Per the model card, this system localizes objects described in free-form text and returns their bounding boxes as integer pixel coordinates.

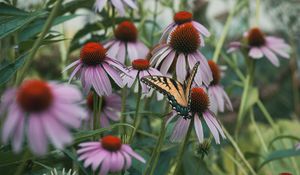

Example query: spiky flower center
[87,92,105,111]
[114,21,138,42]
[174,11,193,24]
[169,23,200,54]
[190,87,209,113]
[80,42,107,65]
[208,60,221,85]
[132,59,150,70]
[247,27,266,47]
[17,80,53,113]
[101,135,122,151]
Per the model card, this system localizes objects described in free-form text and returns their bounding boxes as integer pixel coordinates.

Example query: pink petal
[203,111,220,144]
[170,117,190,142]
[12,115,25,153]
[94,0,107,12]
[2,104,22,143]
[28,115,48,155]
[160,51,175,75]
[99,154,111,175]
[194,114,204,143]
[92,150,108,171]
[123,0,137,9]
[249,47,263,59]
[121,145,146,163]
[127,43,138,60]
[117,42,126,63]
[111,0,125,16]
[121,151,132,169]
[192,21,210,37]
[176,54,187,82]
[261,46,280,67]
[102,63,124,88]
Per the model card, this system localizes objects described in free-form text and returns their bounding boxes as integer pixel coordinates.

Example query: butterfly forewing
[185,62,200,105]
[141,76,188,107]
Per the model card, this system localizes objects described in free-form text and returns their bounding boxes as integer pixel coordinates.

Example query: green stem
[222,150,248,175]
[129,83,142,143]
[173,119,194,175]
[15,0,62,85]
[111,6,116,31]
[150,0,158,45]
[223,127,256,175]
[255,0,260,26]
[14,150,31,175]
[235,59,255,135]
[145,116,167,175]
[120,88,127,135]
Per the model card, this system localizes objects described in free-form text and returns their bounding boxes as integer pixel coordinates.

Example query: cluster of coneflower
[0,0,291,175]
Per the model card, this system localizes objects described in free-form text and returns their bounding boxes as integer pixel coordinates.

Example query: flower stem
[173,119,194,175]
[235,58,255,135]
[255,0,260,26]
[120,88,127,135]
[15,0,63,85]
[14,150,31,175]
[223,127,256,175]
[144,116,167,175]
[129,83,142,143]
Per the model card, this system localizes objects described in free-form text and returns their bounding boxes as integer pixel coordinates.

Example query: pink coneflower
[207,61,233,113]
[150,23,212,86]
[160,11,210,45]
[77,135,145,175]
[94,0,137,16]
[0,80,86,155]
[104,21,149,64]
[123,59,163,100]
[63,42,128,96]
[87,92,121,127]
[228,27,290,67]
[167,87,225,144]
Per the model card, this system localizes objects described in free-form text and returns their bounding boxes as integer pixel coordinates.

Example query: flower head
[94,0,137,16]
[167,87,225,144]
[207,61,233,113]
[87,92,121,127]
[63,42,128,96]
[77,135,145,175]
[160,11,210,45]
[104,21,149,64]
[0,80,86,155]
[123,59,163,100]
[228,27,290,67]
[150,23,212,86]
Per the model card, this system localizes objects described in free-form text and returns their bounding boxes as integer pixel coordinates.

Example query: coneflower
[63,42,128,96]
[104,21,149,64]
[228,27,290,67]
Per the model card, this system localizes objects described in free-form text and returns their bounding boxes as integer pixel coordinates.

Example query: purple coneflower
[94,0,137,16]
[207,61,233,113]
[63,42,128,96]
[167,87,225,144]
[228,27,290,67]
[104,21,149,64]
[123,59,163,100]
[77,135,145,175]
[150,23,212,86]
[87,92,121,127]
[160,11,210,45]
[0,80,86,155]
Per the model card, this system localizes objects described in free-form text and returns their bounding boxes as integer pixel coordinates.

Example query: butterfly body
[141,62,200,119]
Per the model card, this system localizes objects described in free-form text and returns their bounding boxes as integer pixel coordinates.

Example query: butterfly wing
[141,76,189,116]
[185,61,200,100]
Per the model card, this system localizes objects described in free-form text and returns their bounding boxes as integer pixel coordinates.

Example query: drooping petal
[12,115,25,153]
[28,115,48,155]
[170,117,190,142]
[176,54,187,82]
[94,0,107,12]
[62,60,81,73]
[159,23,175,43]
[249,47,263,59]
[102,64,124,88]
[117,42,126,63]
[92,150,108,171]
[203,111,220,144]
[127,43,138,60]
[2,104,23,143]
[261,46,280,67]
[194,114,204,143]
[192,21,210,37]
[99,154,111,175]
[111,0,126,16]
[121,145,146,163]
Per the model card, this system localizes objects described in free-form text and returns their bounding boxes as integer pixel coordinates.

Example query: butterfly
[141,62,200,119]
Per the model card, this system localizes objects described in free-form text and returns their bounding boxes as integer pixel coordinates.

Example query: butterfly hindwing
[141,62,200,118]
[141,76,190,116]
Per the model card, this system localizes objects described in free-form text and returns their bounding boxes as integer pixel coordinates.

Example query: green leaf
[63,149,89,175]
[258,149,300,170]
[18,14,78,42]
[182,150,212,175]
[0,2,28,16]
[245,87,259,110]
[268,135,300,148]
[0,52,29,86]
